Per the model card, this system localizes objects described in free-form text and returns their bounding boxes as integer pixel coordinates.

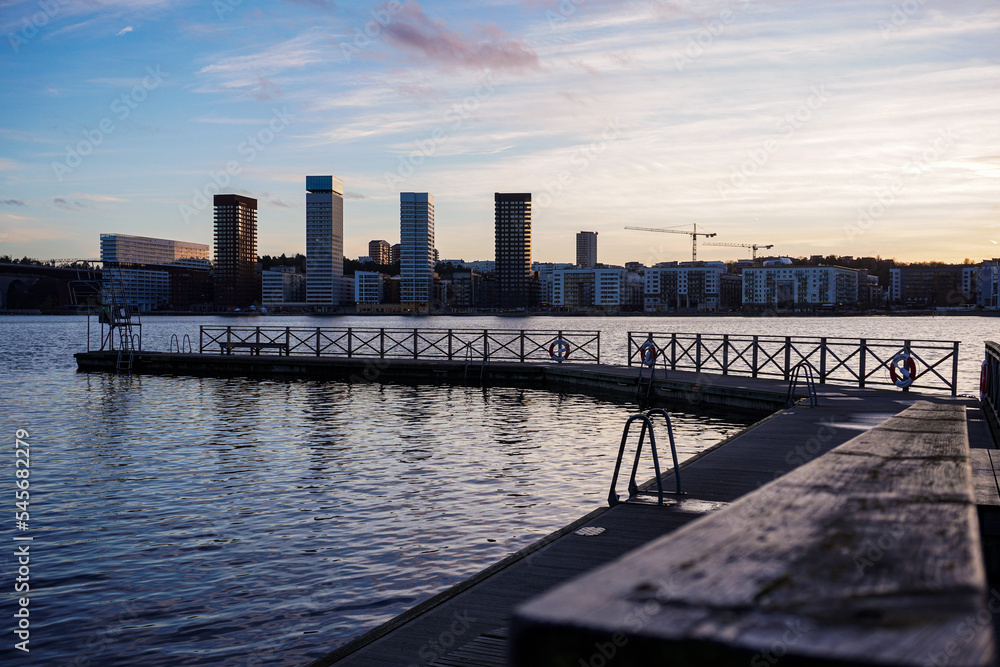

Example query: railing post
[226,325,232,355]
[596,331,600,364]
[199,326,204,354]
[448,329,453,360]
[820,338,827,384]
[347,327,353,358]
[520,330,525,362]
[628,333,633,367]
[670,333,677,371]
[722,334,729,376]
[413,327,419,359]
[285,327,290,356]
[784,336,791,381]
[752,335,759,378]
[380,328,385,359]
[902,339,912,393]
[315,327,321,357]
[952,341,959,397]
[859,338,867,388]
[696,334,702,371]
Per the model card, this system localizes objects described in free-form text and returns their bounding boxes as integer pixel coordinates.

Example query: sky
[0,0,998,267]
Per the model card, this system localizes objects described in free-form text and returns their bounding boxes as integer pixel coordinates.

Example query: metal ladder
[785,359,819,408]
[635,345,664,406]
[463,338,490,386]
[101,263,141,373]
[608,408,683,506]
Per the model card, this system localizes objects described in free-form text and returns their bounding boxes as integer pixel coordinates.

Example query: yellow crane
[702,241,774,262]
[624,224,717,261]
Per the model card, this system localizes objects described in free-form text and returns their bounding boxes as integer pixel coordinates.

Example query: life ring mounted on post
[889,352,917,388]
[639,340,658,367]
[549,338,571,362]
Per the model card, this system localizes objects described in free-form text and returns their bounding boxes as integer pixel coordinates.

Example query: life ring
[549,339,571,362]
[981,359,989,400]
[889,352,917,388]
[639,341,658,367]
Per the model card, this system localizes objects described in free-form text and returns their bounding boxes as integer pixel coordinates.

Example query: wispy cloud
[384,2,540,72]
[2,199,27,206]
[116,26,134,36]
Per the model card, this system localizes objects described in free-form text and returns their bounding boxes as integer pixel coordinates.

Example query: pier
[72,326,995,665]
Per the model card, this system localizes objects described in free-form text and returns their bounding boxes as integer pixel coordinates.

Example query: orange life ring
[549,339,571,361]
[889,353,917,388]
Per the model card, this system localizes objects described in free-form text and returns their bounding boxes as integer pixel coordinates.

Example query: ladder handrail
[608,409,683,507]
[785,359,819,408]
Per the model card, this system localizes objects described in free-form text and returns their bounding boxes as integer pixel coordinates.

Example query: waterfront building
[391,243,401,265]
[262,267,306,307]
[552,268,626,310]
[495,193,532,309]
[99,233,210,312]
[576,231,598,269]
[743,265,858,309]
[644,263,726,312]
[213,194,259,309]
[354,271,383,304]
[981,260,1000,309]
[400,192,435,308]
[719,273,743,311]
[368,240,391,266]
[889,265,979,308]
[451,270,481,309]
[306,175,345,308]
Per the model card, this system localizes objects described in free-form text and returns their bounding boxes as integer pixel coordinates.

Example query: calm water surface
[1,314,994,664]
[1,315,762,666]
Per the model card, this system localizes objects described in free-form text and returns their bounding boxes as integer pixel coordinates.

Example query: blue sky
[0,0,997,265]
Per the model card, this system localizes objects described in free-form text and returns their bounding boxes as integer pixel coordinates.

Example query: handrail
[199,326,601,364]
[608,409,682,507]
[785,359,819,408]
[983,342,1000,445]
[629,332,959,395]
[169,334,179,353]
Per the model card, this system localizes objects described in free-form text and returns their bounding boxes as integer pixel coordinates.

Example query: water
[1,314,993,664]
[2,315,760,666]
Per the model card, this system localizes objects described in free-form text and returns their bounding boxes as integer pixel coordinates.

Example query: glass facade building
[400,192,435,306]
[495,193,532,310]
[213,194,259,309]
[306,175,344,307]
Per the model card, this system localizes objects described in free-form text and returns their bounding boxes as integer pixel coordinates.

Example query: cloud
[116,26,134,36]
[75,194,127,203]
[2,199,26,206]
[344,191,368,200]
[53,198,88,210]
[384,2,540,72]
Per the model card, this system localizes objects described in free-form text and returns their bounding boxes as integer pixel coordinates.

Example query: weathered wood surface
[511,402,995,666]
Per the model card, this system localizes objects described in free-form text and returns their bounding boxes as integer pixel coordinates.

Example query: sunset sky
[1,0,998,266]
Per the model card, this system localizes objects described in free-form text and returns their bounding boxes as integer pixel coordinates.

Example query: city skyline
[1,1,998,265]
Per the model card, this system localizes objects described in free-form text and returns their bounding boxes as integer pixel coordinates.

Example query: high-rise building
[576,231,598,269]
[213,194,259,309]
[391,243,401,265]
[495,192,532,309]
[306,175,344,307]
[400,192,435,306]
[368,239,391,266]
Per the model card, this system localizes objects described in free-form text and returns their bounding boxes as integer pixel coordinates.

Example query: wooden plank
[511,402,995,666]
[971,448,1000,507]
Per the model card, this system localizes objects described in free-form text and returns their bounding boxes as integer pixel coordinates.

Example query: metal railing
[982,342,1000,444]
[628,332,960,395]
[200,326,601,364]
[785,360,818,408]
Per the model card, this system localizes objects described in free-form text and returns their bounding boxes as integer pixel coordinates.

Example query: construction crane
[702,242,774,262]
[624,224,717,261]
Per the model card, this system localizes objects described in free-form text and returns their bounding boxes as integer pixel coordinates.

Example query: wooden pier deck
[306,384,979,667]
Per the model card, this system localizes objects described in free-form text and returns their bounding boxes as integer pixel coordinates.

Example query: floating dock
[73,328,994,666]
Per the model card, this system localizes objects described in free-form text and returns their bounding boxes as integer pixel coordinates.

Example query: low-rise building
[743,265,858,309]
[644,263,726,312]
[889,265,979,307]
[552,268,626,310]
[354,271,383,305]
[262,267,306,307]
